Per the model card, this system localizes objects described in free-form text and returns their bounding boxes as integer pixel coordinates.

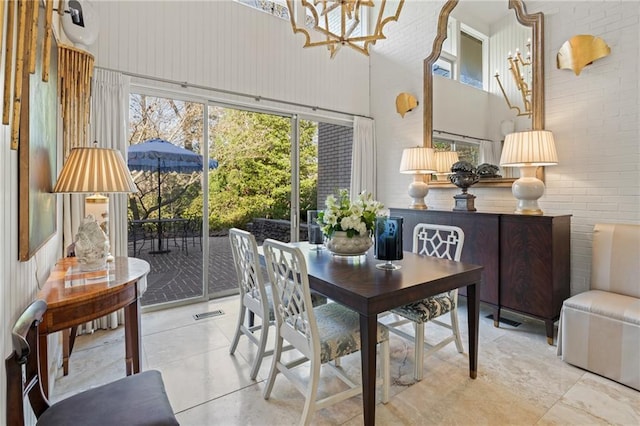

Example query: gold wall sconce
[395,93,418,118]
[557,35,611,76]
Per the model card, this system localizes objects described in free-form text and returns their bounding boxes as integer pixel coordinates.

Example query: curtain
[350,116,376,199]
[479,139,501,166]
[78,69,133,332]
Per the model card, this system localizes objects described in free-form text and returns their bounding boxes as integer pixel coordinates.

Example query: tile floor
[51,297,640,425]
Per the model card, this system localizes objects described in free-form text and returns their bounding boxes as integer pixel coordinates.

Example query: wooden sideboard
[390,208,571,344]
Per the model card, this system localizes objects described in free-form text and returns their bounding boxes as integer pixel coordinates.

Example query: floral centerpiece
[317,189,383,255]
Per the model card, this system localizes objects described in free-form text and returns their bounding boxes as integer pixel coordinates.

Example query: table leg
[467,282,480,379]
[62,329,70,376]
[359,313,377,426]
[39,333,49,398]
[124,297,142,375]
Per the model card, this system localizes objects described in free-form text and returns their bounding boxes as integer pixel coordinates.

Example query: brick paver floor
[129,233,238,306]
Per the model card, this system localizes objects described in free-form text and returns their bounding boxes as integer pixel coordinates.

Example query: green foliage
[128,94,319,232]
[208,109,318,230]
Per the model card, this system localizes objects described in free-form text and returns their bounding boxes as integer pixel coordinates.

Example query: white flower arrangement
[317,189,384,238]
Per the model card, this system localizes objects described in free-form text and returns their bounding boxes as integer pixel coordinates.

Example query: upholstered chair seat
[314,302,389,363]
[390,293,456,323]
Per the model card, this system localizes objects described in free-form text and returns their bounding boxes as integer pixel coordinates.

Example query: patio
[129,232,238,306]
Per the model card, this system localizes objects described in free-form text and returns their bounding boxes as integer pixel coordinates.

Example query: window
[434,18,489,91]
[235,0,289,19]
[459,31,483,89]
[433,137,480,166]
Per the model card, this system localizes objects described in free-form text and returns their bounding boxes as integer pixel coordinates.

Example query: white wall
[90,0,371,117]
[1,7,64,424]
[371,0,640,296]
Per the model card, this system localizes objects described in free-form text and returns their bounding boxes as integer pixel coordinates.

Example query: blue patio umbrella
[127,138,217,252]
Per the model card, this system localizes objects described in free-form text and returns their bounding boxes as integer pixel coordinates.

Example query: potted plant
[317,189,383,255]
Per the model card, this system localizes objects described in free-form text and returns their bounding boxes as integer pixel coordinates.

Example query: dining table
[291,242,483,426]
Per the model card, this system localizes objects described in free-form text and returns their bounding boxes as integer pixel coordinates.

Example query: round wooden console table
[36,256,150,397]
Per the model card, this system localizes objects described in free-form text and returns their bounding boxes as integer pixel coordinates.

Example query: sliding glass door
[128,87,354,307]
[128,92,208,307]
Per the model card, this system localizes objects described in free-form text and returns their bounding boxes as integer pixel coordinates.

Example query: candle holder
[307,210,324,250]
[374,216,403,270]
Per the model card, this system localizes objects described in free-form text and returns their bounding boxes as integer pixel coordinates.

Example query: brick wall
[317,122,353,208]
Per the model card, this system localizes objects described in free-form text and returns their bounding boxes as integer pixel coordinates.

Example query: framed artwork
[18,9,58,261]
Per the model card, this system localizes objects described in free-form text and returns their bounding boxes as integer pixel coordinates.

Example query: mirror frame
[424,0,545,187]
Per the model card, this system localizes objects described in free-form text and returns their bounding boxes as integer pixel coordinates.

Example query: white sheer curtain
[78,69,133,332]
[90,68,131,258]
[350,116,376,198]
[479,139,501,165]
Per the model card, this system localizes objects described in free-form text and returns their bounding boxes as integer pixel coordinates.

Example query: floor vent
[193,310,224,320]
[485,314,521,327]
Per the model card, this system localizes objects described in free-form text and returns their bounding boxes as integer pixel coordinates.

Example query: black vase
[374,216,403,269]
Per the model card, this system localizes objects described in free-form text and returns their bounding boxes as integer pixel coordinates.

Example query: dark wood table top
[292,242,483,316]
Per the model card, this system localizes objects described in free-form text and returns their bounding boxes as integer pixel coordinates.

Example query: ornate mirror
[424,0,544,187]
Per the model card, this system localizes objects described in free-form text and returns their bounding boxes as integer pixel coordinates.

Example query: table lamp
[433,150,459,181]
[53,143,137,270]
[399,147,436,209]
[499,130,558,215]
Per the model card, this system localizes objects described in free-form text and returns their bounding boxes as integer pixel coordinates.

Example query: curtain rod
[95,66,372,120]
[433,129,494,143]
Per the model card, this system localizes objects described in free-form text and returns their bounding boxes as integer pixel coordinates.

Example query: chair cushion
[315,302,389,364]
[37,370,178,426]
[391,292,455,323]
[562,290,640,325]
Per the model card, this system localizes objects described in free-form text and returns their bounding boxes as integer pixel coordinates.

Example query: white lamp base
[407,175,429,209]
[512,165,545,215]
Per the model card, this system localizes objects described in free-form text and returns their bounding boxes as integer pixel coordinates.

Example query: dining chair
[261,239,390,425]
[385,223,465,381]
[229,229,328,380]
[6,299,178,426]
[228,228,275,380]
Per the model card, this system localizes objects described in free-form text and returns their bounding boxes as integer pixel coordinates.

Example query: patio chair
[384,223,465,381]
[262,239,390,425]
[127,221,148,256]
[6,299,178,426]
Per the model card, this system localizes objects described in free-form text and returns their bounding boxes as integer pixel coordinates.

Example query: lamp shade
[399,147,436,174]
[434,151,459,173]
[53,146,137,193]
[500,130,558,167]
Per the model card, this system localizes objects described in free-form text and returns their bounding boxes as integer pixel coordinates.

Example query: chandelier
[285,0,404,58]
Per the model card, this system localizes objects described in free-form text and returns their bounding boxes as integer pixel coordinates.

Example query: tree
[128,95,205,221]
[207,108,318,229]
